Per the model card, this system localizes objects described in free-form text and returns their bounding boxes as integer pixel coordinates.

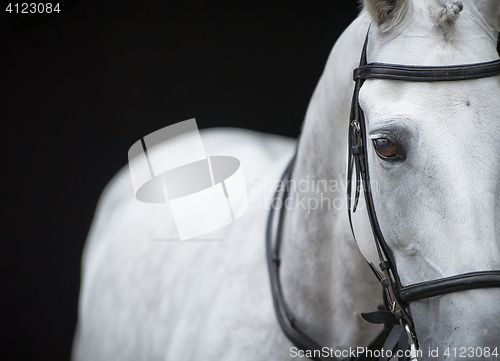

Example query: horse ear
[363,0,410,31]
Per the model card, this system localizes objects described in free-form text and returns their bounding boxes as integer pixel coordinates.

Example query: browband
[354,59,500,82]
[399,271,500,304]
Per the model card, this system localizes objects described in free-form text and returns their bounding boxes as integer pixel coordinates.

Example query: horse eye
[372,138,397,158]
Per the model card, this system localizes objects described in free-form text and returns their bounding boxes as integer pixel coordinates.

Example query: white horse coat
[73,1,500,360]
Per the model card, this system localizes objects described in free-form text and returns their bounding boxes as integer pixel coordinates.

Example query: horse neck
[279,13,382,349]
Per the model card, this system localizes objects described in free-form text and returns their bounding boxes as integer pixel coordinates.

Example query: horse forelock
[429,0,500,36]
[431,0,464,29]
[364,0,500,39]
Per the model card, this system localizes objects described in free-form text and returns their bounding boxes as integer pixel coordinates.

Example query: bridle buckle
[405,324,419,361]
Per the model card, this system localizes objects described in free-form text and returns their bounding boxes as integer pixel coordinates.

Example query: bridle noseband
[267,26,500,361]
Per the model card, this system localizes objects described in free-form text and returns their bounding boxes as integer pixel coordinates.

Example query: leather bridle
[267,26,500,361]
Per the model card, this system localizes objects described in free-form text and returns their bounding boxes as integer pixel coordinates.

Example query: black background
[1,1,360,360]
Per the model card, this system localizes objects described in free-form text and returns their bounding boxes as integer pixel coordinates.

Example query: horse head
[351,0,500,357]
